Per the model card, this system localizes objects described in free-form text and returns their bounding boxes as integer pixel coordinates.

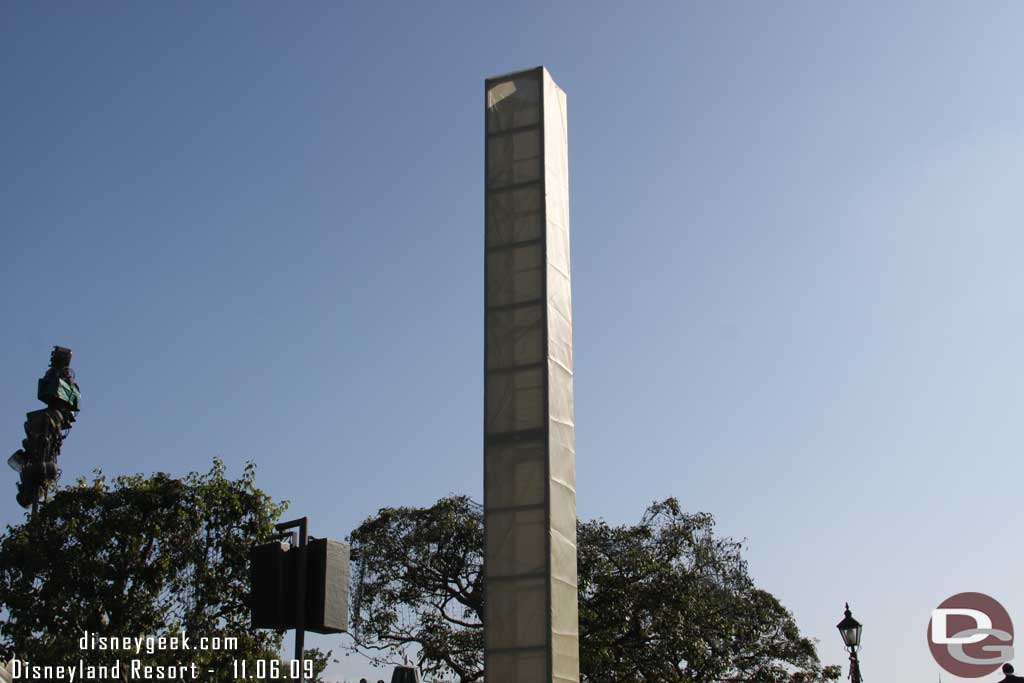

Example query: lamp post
[837,603,863,683]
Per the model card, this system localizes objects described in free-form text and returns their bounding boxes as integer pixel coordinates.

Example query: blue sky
[3,2,1024,681]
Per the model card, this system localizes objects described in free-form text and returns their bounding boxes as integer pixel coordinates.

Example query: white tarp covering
[484,67,578,683]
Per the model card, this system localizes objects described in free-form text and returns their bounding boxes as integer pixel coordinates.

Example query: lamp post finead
[837,603,863,683]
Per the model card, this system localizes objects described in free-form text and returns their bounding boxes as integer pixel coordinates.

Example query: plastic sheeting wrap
[484,67,579,683]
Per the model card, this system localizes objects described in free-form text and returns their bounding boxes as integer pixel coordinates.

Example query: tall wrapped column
[484,67,578,683]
